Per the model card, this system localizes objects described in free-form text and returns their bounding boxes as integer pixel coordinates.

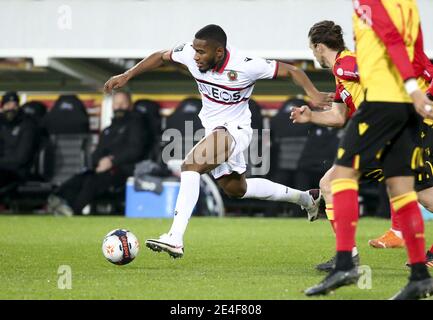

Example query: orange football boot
[368,229,405,249]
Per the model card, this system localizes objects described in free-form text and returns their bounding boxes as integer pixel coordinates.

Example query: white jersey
[170,42,278,129]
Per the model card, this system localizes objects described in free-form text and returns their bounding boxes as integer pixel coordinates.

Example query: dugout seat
[43,95,90,134]
[22,101,48,125]
[245,99,265,177]
[269,98,311,174]
[164,98,204,160]
[4,101,51,211]
[42,95,92,186]
[296,125,341,191]
[266,98,312,217]
[133,99,162,161]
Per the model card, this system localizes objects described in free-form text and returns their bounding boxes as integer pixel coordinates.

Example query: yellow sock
[325,204,334,221]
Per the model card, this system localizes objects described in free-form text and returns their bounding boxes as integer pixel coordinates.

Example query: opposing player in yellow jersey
[291,21,433,271]
[304,0,433,299]
[291,20,362,270]
[370,57,433,251]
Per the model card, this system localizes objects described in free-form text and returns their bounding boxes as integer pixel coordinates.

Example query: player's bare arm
[290,102,347,127]
[104,50,172,93]
[276,62,333,106]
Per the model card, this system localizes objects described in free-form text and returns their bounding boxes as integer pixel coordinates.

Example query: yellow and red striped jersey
[332,49,364,118]
[353,0,423,103]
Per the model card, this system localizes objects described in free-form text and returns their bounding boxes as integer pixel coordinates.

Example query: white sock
[241,178,312,207]
[352,246,358,257]
[168,171,201,243]
[391,228,403,239]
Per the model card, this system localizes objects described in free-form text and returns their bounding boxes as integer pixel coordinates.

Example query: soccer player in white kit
[104,25,331,258]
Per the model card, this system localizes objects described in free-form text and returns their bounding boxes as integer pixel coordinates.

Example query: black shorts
[415,121,433,192]
[336,101,423,179]
[360,167,385,183]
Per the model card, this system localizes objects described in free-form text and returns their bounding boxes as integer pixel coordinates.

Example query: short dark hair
[195,24,227,48]
[308,20,346,51]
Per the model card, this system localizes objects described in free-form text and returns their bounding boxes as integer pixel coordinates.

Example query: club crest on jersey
[227,70,238,81]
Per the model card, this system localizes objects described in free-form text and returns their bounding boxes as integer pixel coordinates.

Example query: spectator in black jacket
[47,91,151,215]
[0,92,39,192]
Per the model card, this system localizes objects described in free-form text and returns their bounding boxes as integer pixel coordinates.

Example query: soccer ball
[102,229,140,265]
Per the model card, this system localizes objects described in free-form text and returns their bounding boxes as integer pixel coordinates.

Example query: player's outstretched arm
[290,103,347,128]
[276,62,333,107]
[104,50,172,93]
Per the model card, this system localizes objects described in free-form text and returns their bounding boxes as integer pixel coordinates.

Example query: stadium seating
[133,99,162,161]
[1,101,50,211]
[0,94,386,217]
[270,99,311,172]
[244,99,265,178]
[164,98,204,160]
[43,95,90,134]
[22,101,47,124]
[267,98,312,216]
[4,96,92,212]
[42,94,92,186]
[297,125,340,190]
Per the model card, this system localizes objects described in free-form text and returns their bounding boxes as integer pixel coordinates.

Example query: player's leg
[48,172,90,216]
[305,101,413,296]
[369,122,433,249]
[403,187,433,269]
[305,138,364,295]
[417,121,433,213]
[383,111,432,300]
[215,171,321,216]
[208,123,322,218]
[72,171,126,215]
[416,185,433,268]
[320,166,335,224]
[368,182,405,249]
[305,164,362,296]
[418,123,433,267]
[146,128,232,258]
[315,165,360,271]
[418,187,433,213]
[386,176,433,298]
[368,206,405,248]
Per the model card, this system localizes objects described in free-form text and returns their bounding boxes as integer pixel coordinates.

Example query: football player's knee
[223,185,246,199]
[419,192,433,213]
[319,175,331,196]
[181,162,200,173]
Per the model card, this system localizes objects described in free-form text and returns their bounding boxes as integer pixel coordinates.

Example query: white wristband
[404,78,419,96]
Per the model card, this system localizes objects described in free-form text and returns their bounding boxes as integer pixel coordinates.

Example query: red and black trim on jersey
[195,77,253,105]
[332,51,359,118]
[213,50,231,74]
[202,93,250,105]
[194,77,255,91]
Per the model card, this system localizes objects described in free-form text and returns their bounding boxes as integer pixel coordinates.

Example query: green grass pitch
[0,215,432,300]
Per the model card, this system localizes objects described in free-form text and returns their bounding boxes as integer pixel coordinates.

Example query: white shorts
[204,123,253,179]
